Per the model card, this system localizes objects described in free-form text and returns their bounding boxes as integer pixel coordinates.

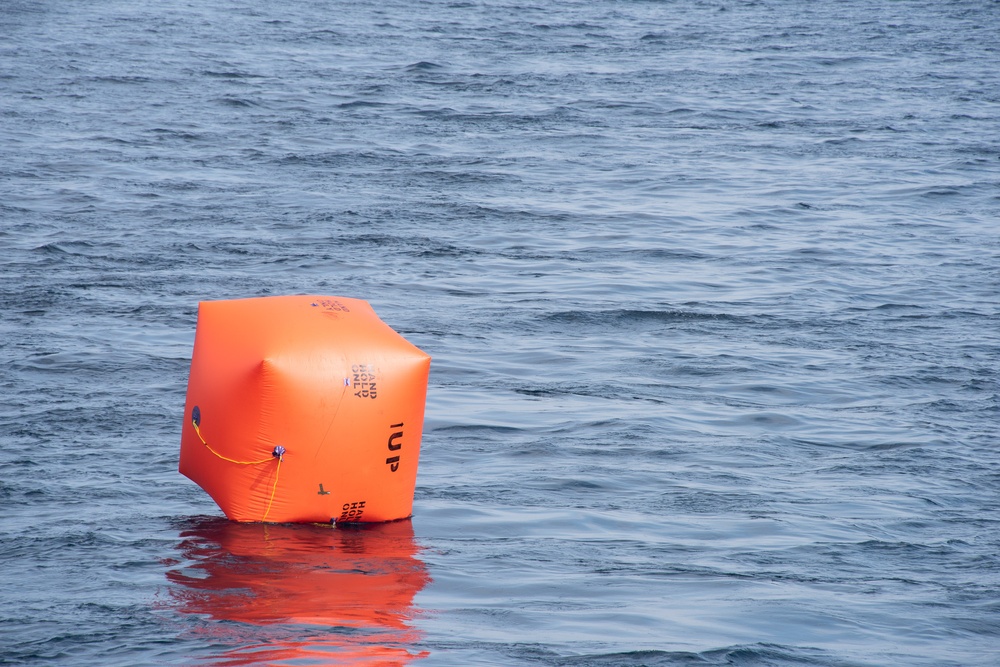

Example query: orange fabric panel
[179,295,430,523]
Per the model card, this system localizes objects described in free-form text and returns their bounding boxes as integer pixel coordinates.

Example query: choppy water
[2,0,999,665]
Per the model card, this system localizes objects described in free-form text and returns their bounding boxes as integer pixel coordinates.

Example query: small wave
[405,60,444,72]
[214,97,258,107]
[31,240,114,256]
[545,308,752,328]
[86,75,154,85]
[148,128,202,141]
[640,32,669,42]
[302,28,344,41]
[337,100,389,109]
[430,423,524,434]
[551,643,840,666]
[201,70,263,79]
[412,106,458,118]
[624,248,710,261]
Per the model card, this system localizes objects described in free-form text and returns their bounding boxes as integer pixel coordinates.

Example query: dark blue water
[2,0,999,665]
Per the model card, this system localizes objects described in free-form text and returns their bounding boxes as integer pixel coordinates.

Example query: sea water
[2,0,998,665]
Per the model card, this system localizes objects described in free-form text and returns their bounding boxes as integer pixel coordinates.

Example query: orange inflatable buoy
[178,295,431,524]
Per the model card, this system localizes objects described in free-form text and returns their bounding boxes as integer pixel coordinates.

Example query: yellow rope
[261,458,282,523]
[192,421,272,465]
[191,419,284,522]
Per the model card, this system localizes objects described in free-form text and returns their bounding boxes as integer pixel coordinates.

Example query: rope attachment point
[189,405,286,522]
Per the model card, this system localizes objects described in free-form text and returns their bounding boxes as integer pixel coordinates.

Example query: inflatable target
[178,295,431,523]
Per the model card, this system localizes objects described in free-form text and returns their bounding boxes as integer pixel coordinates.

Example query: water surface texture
[2,0,999,665]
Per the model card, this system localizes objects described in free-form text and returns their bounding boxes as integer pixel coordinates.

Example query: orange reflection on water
[167,517,431,666]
